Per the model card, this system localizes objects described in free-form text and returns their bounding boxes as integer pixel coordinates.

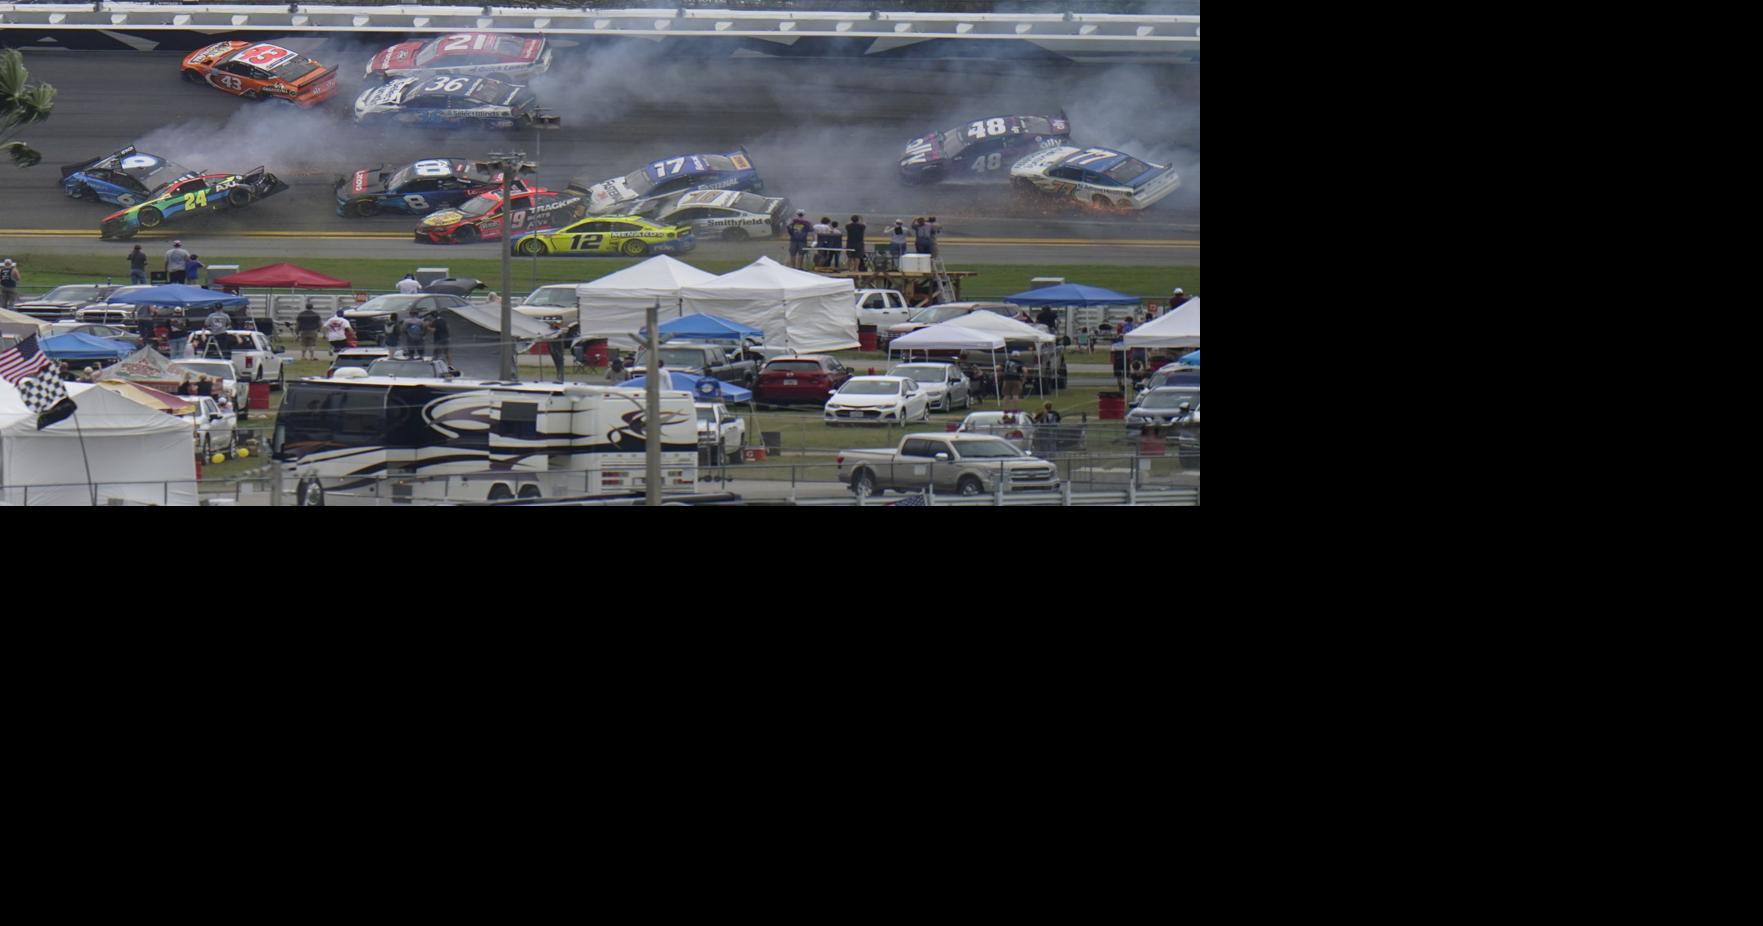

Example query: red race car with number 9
[414,187,587,244]
[181,41,338,106]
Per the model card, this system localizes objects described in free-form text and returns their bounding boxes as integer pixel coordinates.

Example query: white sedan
[888,362,971,412]
[824,376,930,425]
[1010,145,1181,210]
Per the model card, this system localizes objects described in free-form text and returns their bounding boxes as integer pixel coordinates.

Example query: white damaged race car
[1009,145,1180,210]
[650,189,792,241]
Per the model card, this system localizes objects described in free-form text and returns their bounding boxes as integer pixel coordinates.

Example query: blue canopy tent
[618,370,752,403]
[641,314,764,343]
[1002,283,1143,307]
[105,284,248,310]
[40,331,133,363]
[1179,349,1200,366]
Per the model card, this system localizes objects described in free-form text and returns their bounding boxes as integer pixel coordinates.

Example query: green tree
[1,48,57,168]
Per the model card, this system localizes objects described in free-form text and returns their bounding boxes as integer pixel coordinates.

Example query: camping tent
[681,257,859,353]
[887,323,1007,402]
[435,302,554,381]
[40,331,134,362]
[647,313,764,343]
[946,311,1055,343]
[576,255,719,349]
[94,347,205,390]
[1,381,197,506]
[1003,282,1143,306]
[1122,298,1200,348]
[212,263,352,288]
[618,370,753,404]
[95,381,195,415]
[0,307,50,339]
[107,284,247,311]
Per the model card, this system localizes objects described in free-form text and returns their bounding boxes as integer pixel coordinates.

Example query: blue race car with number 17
[568,148,761,217]
[335,157,522,217]
[61,146,197,207]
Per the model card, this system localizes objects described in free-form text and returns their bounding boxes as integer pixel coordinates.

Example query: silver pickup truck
[837,433,1061,497]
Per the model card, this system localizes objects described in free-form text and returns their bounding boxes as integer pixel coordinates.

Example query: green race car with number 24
[99,167,289,239]
[510,215,696,257]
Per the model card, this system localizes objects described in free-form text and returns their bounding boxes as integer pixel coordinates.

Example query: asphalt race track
[2,44,1199,266]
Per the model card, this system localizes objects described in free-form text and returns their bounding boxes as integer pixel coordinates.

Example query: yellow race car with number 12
[510,215,696,257]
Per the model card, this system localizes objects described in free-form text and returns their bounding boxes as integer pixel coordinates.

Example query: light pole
[485,151,536,381]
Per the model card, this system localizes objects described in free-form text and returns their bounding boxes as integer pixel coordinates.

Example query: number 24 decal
[181,189,209,211]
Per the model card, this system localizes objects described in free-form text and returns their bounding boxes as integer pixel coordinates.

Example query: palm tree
[1,48,57,168]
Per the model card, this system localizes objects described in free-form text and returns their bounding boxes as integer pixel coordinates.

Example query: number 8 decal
[403,194,430,211]
[412,160,452,177]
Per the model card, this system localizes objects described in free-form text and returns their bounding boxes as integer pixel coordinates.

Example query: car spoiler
[528,112,561,129]
[60,144,136,180]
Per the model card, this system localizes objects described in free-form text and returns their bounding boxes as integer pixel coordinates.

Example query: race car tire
[1012,179,1043,201]
[721,228,750,242]
[181,68,203,84]
[519,237,548,257]
[1091,194,1113,209]
[453,226,480,244]
[137,207,163,228]
[68,183,94,201]
[621,239,649,257]
[242,90,264,102]
[351,199,380,218]
[228,187,254,208]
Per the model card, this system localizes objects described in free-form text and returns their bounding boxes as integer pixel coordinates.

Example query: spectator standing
[396,273,422,295]
[827,220,843,271]
[430,310,451,366]
[1002,355,1024,401]
[196,376,213,397]
[1035,306,1058,331]
[127,245,148,284]
[383,313,401,354]
[786,211,811,269]
[176,376,194,396]
[1170,287,1190,311]
[608,351,627,384]
[295,303,321,360]
[0,259,18,309]
[890,220,908,260]
[322,309,353,357]
[164,241,190,284]
[1075,326,1092,353]
[927,216,942,258]
[811,216,833,268]
[404,312,429,358]
[135,304,156,345]
[910,218,929,254]
[846,215,867,271]
[185,254,204,287]
[547,320,568,382]
[205,307,230,334]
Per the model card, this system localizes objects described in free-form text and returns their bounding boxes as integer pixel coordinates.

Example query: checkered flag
[16,370,77,430]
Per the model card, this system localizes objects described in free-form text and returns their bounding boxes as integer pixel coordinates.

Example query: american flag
[888,492,930,507]
[0,333,51,385]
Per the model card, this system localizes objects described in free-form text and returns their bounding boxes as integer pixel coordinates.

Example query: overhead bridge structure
[0,3,1200,61]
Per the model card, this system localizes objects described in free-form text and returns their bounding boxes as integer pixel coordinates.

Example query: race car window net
[731,193,772,214]
[458,197,499,217]
[1103,159,1152,185]
[464,80,514,105]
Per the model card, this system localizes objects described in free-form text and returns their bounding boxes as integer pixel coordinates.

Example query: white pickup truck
[185,329,287,388]
[855,289,911,328]
[837,432,1061,498]
[696,402,747,466]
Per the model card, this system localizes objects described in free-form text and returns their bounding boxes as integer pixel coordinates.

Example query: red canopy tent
[212,263,352,288]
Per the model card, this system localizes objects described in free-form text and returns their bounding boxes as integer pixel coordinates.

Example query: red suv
[754,355,852,406]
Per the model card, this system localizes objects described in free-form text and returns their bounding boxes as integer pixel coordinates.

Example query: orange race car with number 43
[180,41,339,106]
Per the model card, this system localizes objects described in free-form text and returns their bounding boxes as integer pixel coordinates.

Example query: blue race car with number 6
[61,146,197,207]
[335,157,523,217]
[568,148,762,217]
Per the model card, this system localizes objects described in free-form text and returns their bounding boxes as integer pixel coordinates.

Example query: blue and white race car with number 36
[353,72,559,130]
[1009,145,1181,211]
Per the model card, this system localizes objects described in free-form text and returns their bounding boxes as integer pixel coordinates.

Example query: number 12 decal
[570,234,605,250]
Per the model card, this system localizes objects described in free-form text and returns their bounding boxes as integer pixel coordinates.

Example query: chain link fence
[74,2,1200,11]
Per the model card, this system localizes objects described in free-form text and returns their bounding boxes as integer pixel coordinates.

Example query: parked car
[326,347,390,377]
[181,394,237,457]
[838,433,1061,497]
[883,302,1020,344]
[631,341,757,387]
[184,329,287,388]
[173,358,249,420]
[887,362,970,412]
[855,289,911,328]
[10,283,132,320]
[753,355,852,406]
[1132,364,1199,405]
[343,292,473,345]
[1125,386,1200,432]
[696,402,747,466]
[957,410,1036,448]
[824,375,930,425]
[47,321,144,349]
[366,357,456,379]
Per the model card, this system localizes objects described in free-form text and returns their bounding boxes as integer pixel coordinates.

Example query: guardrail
[0,3,1199,60]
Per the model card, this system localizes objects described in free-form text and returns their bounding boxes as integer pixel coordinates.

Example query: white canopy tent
[576,255,720,350]
[1,307,51,339]
[1122,298,1201,348]
[1,381,197,506]
[681,257,859,353]
[947,311,1059,396]
[887,322,1007,403]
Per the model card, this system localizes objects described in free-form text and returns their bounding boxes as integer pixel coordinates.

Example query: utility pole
[645,299,662,507]
[485,151,536,381]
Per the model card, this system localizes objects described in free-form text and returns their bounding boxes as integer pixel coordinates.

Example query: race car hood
[1011,146,1078,174]
[183,41,238,68]
[900,131,943,168]
[368,42,423,75]
[421,210,470,228]
[356,78,416,114]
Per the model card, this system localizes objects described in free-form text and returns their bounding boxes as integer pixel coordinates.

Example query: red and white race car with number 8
[180,41,338,107]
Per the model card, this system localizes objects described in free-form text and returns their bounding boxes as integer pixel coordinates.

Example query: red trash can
[1097,391,1126,420]
[858,325,877,352]
[249,381,271,410]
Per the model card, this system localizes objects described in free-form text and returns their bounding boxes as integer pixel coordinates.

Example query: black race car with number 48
[899,113,1071,185]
